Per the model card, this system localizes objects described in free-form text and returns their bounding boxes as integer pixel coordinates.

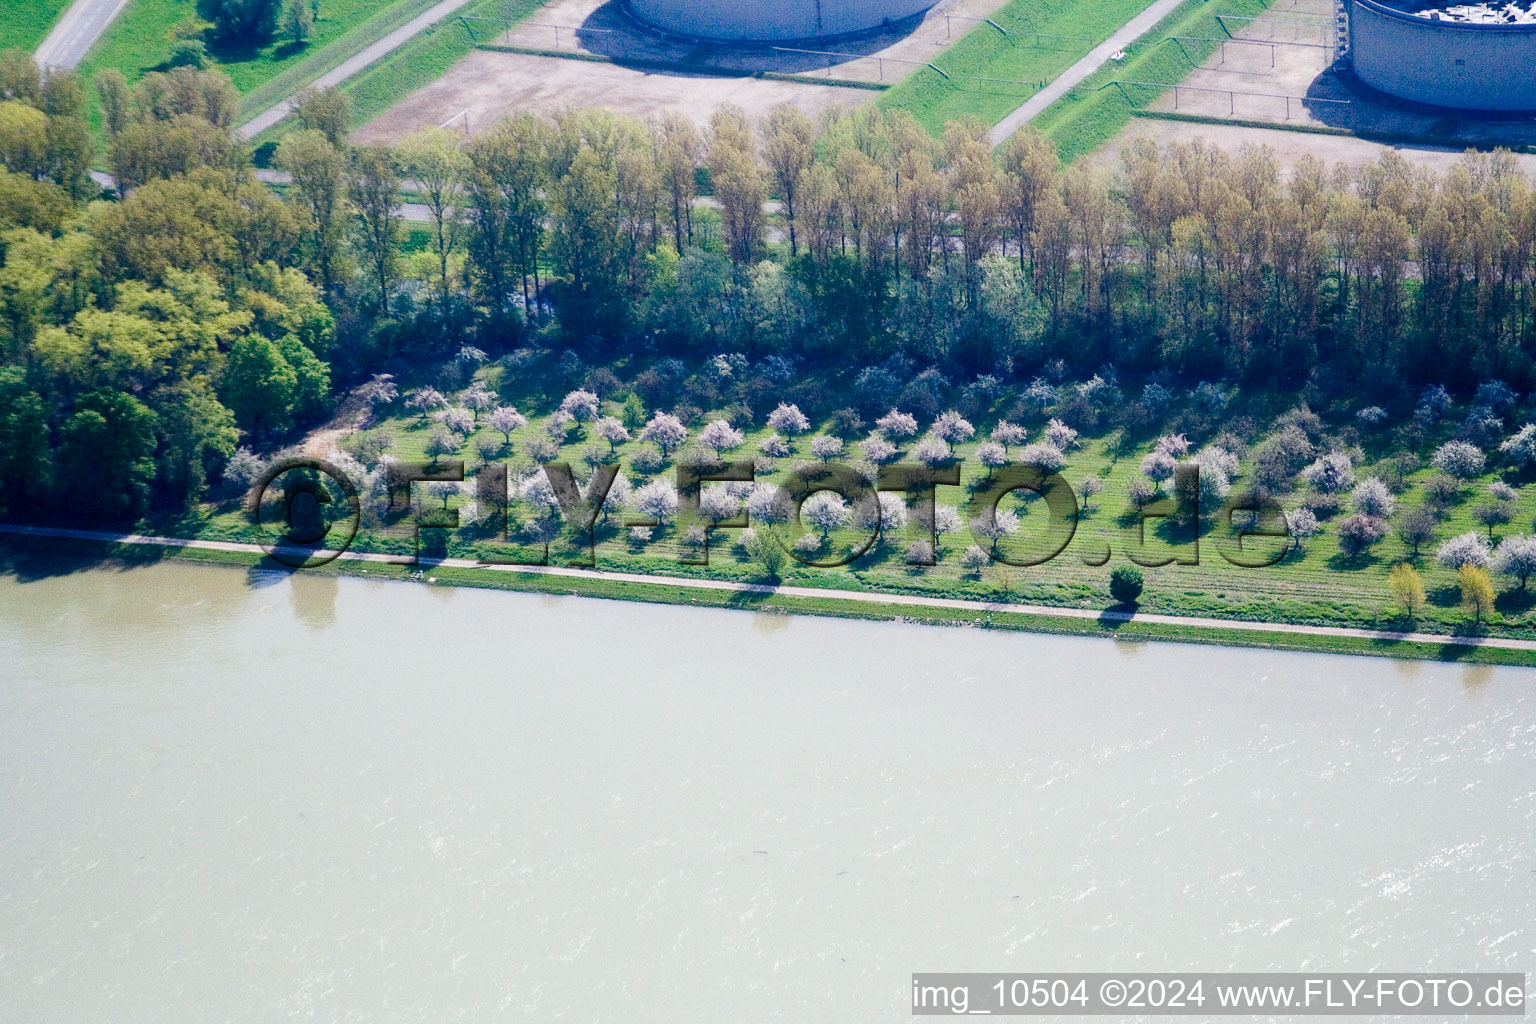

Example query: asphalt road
[33,0,133,70]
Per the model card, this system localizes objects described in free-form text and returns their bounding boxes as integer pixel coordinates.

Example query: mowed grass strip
[877,0,1164,134]
[1031,0,1274,160]
[1,0,72,52]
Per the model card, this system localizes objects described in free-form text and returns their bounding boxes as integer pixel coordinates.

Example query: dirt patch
[357,50,881,141]
[354,0,1023,140]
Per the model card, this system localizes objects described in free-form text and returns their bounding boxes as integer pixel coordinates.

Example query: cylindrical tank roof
[625,0,938,42]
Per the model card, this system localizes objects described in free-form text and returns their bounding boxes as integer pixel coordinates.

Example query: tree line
[2,50,1535,526]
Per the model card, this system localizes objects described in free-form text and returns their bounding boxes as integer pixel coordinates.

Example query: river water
[0,561,1532,1022]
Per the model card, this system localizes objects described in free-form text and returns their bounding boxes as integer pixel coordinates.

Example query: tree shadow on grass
[1493,589,1535,617]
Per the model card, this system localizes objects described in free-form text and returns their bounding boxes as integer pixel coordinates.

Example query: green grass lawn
[877,0,1165,134]
[1031,0,1274,160]
[73,0,464,136]
[195,360,1536,646]
[1,0,72,52]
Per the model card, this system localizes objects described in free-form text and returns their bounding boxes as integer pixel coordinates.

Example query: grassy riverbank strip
[4,526,1533,667]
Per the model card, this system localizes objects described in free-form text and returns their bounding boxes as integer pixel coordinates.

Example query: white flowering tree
[759,433,791,458]
[488,406,527,445]
[746,483,793,526]
[461,384,495,422]
[426,479,461,509]
[930,410,975,453]
[1499,424,1536,469]
[991,420,1027,452]
[640,412,688,456]
[558,389,600,422]
[698,484,741,524]
[862,434,897,464]
[437,406,475,436]
[594,416,630,453]
[1077,476,1104,511]
[802,491,850,538]
[595,472,632,524]
[852,492,907,533]
[1153,433,1191,458]
[406,385,446,421]
[1436,532,1492,570]
[960,545,991,573]
[1351,478,1395,519]
[519,471,561,517]
[1284,507,1319,551]
[223,448,265,489]
[809,435,845,463]
[424,428,459,462]
[914,436,949,467]
[1140,450,1177,488]
[361,373,398,408]
[875,409,919,440]
[633,478,680,524]
[1043,418,1079,451]
[1020,442,1066,473]
[1492,535,1536,590]
[1193,446,1239,478]
[1301,452,1355,493]
[766,403,811,437]
[1431,441,1486,479]
[970,507,1019,553]
[975,441,1008,476]
[699,419,745,454]
[933,505,962,546]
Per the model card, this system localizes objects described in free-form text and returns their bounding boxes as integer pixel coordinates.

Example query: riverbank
[4,524,1533,667]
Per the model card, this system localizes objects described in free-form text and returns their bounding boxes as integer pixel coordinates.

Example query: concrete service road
[33,0,133,70]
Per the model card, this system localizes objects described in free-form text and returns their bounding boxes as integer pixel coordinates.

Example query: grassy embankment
[8,534,1533,667]
[185,356,1536,652]
[1,0,72,52]
[876,0,1159,135]
[1029,0,1273,160]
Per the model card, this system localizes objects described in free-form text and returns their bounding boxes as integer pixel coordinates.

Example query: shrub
[1109,565,1144,604]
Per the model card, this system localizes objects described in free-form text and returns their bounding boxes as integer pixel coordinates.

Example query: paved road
[989,0,1186,146]
[33,0,132,70]
[3,523,1531,656]
[239,0,481,139]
